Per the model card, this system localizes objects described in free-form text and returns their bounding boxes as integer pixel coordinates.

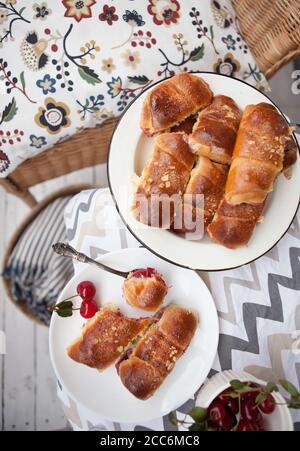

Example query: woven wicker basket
[0,118,117,207]
[232,0,300,78]
[1,184,96,325]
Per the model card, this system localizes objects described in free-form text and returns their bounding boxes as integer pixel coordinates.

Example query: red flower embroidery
[99,5,118,25]
[63,0,96,23]
[148,0,180,26]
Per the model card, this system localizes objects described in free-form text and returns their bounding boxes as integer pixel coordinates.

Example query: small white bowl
[195,370,294,431]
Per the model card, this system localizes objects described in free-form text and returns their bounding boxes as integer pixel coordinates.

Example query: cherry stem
[61,294,78,302]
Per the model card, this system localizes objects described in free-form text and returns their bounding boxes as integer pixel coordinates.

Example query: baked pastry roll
[173,156,228,234]
[207,200,265,249]
[171,114,197,134]
[67,304,151,370]
[118,305,198,400]
[132,132,196,228]
[225,103,291,205]
[140,73,213,136]
[123,267,167,312]
[283,134,298,175]
[189,95,242,165]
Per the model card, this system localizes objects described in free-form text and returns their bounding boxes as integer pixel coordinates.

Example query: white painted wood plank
[35,324,68,431]
[0,186,7,431]
[2,194,35,431]
[3,306,35,431]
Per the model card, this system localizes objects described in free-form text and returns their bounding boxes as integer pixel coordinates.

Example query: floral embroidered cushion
[0,0,268,176]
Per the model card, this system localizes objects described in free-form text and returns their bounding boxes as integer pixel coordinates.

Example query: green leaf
[168,412,179,426]
[190,44,205,61]
[189,423,203,431]
[288,399,300,409]
[265,382,278,394]
[52,300,74,317]
[56,300,73,310]
[230,380,246,390]
[18,7,26,16]
[1,98,18,123]
[127,75,150,85]
[188,407,207,423]
[20,71,25,90]
[57,309,73,318]
[78,66,101,86]
[210,25,214,40]
[255,393,267,405]
[279,380,300,397]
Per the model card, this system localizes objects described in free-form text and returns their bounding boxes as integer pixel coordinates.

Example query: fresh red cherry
[218,387,233,403]
[226,397,239,414]
[80,299,98,319]
[237,420,260,432]
[208,401,227,422]
[77,281,96,300]
[215,415,234,431]
[258,394,276,414]
[241,398,260,422]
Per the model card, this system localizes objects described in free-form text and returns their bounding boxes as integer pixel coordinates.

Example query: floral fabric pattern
[63,0,96,22]
[32,2,52,21]
[0,0,268,176]
[148,0,181,26]
[34,97,71,134]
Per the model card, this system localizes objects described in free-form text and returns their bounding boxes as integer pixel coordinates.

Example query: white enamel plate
[49,247,219,423]
[108,72,300,271]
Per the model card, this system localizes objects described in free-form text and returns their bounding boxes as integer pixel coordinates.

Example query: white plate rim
[49,247,219,423]
[107,71,300,272]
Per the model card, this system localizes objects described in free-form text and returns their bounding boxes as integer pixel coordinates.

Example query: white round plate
[108,72,300,271]
[49,247,219,423]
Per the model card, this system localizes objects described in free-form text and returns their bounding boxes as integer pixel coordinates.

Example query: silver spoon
[52,242,130,278]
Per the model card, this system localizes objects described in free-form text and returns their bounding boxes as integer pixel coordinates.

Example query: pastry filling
[128,267,166,285]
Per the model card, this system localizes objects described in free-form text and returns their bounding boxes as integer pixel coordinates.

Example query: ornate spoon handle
[52,242,129,278]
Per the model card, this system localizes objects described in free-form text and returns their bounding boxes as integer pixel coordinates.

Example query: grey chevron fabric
[60,185,300,431]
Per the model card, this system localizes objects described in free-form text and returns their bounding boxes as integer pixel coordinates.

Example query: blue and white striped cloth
[3,196,74,325]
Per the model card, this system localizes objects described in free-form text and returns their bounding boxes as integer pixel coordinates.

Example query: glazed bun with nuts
[123,267,168,312]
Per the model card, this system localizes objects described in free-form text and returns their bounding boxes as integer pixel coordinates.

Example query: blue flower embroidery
[36,74,56,94]
[29,134,47,149]
[222,35,236,51]
[107,77,122,98]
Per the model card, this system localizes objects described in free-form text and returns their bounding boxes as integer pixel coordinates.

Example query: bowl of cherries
[170,370,297,431]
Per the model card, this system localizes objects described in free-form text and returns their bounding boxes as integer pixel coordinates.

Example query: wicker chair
[0,0,299,206]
